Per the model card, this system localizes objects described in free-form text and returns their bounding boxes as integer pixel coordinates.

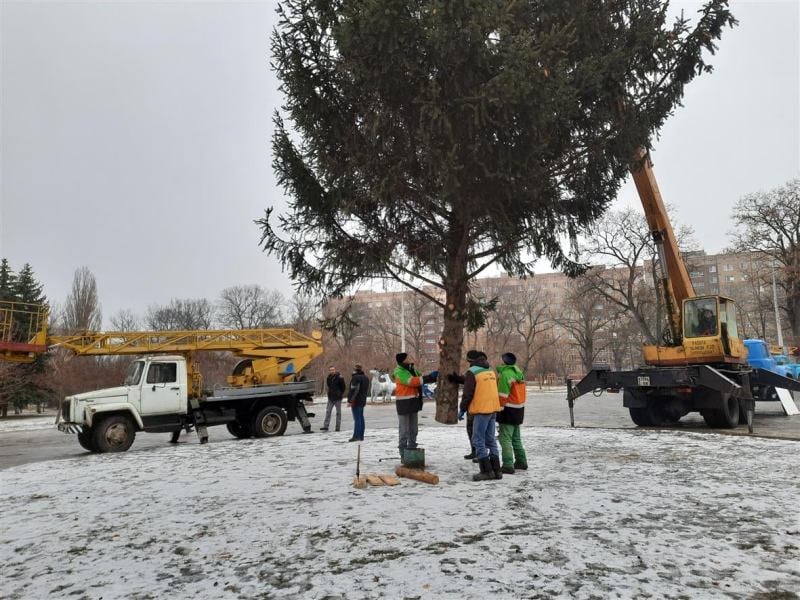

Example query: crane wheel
[628,407,652,426]
[252,406,288,437]
[701,394,739,429]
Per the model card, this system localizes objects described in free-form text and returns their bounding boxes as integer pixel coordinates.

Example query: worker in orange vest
[458,349,502,481]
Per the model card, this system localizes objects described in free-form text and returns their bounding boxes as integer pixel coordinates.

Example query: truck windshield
[684,298,718,338]
[124,361,144,386]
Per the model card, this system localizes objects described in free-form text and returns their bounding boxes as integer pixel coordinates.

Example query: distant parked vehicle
[744,339,790,401]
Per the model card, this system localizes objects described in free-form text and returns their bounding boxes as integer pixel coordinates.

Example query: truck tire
[92,414,136,452]
[77,429,97,452]
[252,406,288,437]
[226,420,252,439]
[701,394,739,429]
[628,407,652,426]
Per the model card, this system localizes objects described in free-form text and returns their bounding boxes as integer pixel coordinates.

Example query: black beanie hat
[466,349,484,362]
[502,352,517,365]
[396,352,408,364]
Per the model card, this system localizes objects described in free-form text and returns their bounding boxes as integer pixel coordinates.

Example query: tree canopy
[261,0,736,422]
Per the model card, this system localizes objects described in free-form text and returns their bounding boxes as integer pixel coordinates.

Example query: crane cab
[642,295,747,366]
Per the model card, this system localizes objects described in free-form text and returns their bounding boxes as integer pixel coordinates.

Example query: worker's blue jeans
[471,413,499,460]
[351,405,365,440]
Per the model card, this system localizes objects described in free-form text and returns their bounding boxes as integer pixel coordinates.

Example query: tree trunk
[435,228,469,424]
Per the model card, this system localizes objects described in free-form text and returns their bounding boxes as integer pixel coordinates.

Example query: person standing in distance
[347,364,369,441]
[321,365,345,432]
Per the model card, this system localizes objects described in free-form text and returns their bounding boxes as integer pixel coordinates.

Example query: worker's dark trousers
[323,399,342,431]
[398,412,419,454]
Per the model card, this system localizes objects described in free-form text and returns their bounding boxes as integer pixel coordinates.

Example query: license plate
[637,376,651,387]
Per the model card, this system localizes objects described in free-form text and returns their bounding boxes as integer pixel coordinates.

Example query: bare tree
[582,207,696,344]
[110,309,140,332]
[218,285,285,329]
[288,293,319,335]
[556,280,620,372]
[731,179,800,337]
[146,298,213,331]
[511,283,555,376]
[479,284,518,360]
[62,267,102,333]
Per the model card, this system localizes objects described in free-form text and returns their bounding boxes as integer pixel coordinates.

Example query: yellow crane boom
[0,300,323,398]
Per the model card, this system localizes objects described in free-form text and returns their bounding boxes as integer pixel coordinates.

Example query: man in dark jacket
[347,364,370,441]
[321,365,346,431]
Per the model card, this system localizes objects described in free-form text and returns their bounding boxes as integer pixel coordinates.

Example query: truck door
[141,362,183,415]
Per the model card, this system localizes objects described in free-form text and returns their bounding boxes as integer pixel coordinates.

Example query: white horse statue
[369,369,395,403]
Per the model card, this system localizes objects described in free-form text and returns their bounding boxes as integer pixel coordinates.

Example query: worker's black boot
[514,460,528,471]
[463,448,475,460]
[472,457,494,482]
[489,455,503,480]
[501,465,515,475]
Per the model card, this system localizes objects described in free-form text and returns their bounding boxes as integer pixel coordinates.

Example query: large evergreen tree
[0,259,17,301]
[0,261,51,415]
[261,0,736,422]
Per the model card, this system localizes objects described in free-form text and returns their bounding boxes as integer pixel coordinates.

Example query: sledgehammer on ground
[395,465,439,485]
[353,444,367,488]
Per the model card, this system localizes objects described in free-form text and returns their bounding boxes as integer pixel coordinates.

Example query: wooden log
[353,475,367,489]
[378,474,401,486]
[366,474,385,486]
[395,466,439,485]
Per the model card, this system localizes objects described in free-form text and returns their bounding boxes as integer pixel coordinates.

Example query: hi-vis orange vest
[501,380,526,408]
[468,368,501,415]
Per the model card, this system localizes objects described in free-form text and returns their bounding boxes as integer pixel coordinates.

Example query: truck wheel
[628,407,652,426]
[226,420,252,439]
[77,429,97,452]
[701,394,740,429]
[252,406,288,437]
[764,386,778,402]
[92,414,136,452]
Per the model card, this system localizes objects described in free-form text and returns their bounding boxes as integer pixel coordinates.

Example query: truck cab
[57,356,189,451]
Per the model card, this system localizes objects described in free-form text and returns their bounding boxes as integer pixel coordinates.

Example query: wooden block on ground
[378,474,401,486]
[395,465,439,485]
[366,474,385,486]
[353,475,367,489]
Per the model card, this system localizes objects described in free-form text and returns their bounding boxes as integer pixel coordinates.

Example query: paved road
[1,388,798,470]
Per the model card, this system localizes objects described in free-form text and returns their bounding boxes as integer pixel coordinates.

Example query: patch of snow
[1,427,798,599]
[0,416,55,434]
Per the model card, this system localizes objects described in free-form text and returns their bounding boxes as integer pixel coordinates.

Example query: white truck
[56,355,316,453]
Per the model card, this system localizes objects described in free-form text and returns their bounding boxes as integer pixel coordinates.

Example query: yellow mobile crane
[567,149,800,430]
[0,300,323,452]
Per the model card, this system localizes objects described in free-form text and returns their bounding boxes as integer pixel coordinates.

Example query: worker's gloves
[447,372,465,385]
[423,371,439,383]
[458,409,466,421]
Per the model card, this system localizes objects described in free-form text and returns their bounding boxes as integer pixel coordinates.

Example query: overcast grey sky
[1,1,798,326]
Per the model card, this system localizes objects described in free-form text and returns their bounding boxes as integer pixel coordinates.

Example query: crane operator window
[685,299,718,338]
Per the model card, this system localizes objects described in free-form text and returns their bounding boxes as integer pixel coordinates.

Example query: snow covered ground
[1,426,798,599]
[0,415,55,433]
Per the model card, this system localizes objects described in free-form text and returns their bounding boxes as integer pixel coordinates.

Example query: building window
[728,276,735,282]
[723,264,733,272]
[710,276,718,284]
[709,265,717,273]
[690,271,704,277]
